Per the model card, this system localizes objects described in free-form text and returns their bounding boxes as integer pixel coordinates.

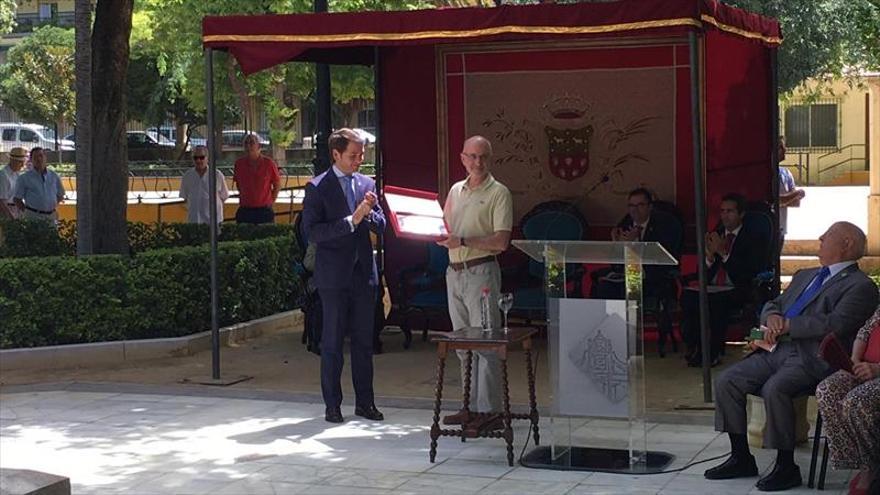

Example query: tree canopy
[0,0,14,34]
[0,26,75,129]
[726,0,880,93]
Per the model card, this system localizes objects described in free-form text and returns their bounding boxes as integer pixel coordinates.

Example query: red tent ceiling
[202,0,781,74]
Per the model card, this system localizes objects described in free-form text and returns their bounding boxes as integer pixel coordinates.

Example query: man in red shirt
[233,133,280,224]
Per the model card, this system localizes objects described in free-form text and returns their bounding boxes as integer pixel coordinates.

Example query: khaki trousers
[445,260,502,412]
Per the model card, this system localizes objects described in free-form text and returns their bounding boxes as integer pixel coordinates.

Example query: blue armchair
[396,242,450,348]
[508,201,589,324]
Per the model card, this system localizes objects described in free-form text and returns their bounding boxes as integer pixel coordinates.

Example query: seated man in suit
[705,221,878,492]
[681,193,767,367]
[592,187,682,355]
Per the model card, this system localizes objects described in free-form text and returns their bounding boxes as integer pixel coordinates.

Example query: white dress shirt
[179,168,229,224]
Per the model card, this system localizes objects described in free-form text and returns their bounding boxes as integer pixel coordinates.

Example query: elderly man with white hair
[179,145,229,225]
[705,221,879,492]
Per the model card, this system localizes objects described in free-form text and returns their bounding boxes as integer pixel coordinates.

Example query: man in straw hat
[0,147,27,219]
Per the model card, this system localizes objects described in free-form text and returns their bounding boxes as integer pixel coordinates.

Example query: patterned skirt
[815,370,880,470]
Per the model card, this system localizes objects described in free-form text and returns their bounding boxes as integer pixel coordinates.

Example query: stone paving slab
[0,388,854,494]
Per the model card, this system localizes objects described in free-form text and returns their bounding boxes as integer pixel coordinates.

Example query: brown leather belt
[448,255,496,272]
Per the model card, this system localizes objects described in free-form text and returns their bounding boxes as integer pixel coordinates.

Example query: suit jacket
[618,210,682,259]
[301,169,385,289]
[761,263,879,378]
[706,222,768,289]
[616,210,682,289]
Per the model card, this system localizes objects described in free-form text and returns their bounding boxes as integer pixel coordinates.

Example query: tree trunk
[271,82,287,166]
[89,0,133,254]
[175,121,189,158]
[74,0,93,255]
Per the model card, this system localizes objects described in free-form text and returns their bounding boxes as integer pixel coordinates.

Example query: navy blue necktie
[341,175,356,212]
[784,266,831,318]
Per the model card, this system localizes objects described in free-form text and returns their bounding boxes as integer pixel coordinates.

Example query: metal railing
[817,144,867,184]
[783,152,811,185]
[154,184,306,224]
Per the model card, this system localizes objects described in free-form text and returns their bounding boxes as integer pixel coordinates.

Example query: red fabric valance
[202,0,780,74]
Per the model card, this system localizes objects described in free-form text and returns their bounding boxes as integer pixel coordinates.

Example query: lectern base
[520,446,675,474]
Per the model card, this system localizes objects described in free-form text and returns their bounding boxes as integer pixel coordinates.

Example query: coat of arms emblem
[544,96,593,181]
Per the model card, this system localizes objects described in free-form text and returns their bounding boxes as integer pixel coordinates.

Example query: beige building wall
[781,78,872,186]
[15,0,76,15]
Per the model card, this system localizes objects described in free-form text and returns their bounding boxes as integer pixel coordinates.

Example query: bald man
[437,135,513,428]
[705,222,879,492]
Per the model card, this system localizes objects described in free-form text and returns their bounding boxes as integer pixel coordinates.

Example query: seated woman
[816,304,880,495]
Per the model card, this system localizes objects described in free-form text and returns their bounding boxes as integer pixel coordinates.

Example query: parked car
[126,130,176,149]
[221,130,271,148]
[147,126,207,148]
[0,123,75,152]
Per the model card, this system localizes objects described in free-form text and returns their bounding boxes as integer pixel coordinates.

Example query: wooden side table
[428,327,540,466]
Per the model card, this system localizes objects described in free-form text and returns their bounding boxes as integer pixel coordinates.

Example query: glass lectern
[513,240,677,473]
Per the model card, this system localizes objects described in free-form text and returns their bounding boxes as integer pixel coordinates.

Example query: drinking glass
[498,293,514,333]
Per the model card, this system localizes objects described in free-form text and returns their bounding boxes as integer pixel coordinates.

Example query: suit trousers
[681,287,747,359]
[714,342,820,450]
[318,265,377,409]
[446,261,503,412]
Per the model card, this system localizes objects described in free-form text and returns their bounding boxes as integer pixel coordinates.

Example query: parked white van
[0,123,76,153]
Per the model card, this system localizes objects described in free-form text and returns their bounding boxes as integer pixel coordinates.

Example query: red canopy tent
[202,0,782,395]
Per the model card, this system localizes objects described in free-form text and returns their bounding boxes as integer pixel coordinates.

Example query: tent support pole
[374,46,384,273]
[205,46,220,380]
[770,47,781,298]
[313,0,331,175]
[689,32,712,403]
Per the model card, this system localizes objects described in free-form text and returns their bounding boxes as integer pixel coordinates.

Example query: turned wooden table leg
[430,342,448,463]
[524,342,540,446]
[461,350,474,442]
[501,356,514,466]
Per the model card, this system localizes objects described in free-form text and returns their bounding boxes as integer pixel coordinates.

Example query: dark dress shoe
[325,407,344,423]
[704,454,759,480]
[354,404,384,421]
[756,463,802,492]
[442,409,471,425]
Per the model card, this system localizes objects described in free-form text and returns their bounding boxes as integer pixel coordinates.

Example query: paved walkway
[0,384,854,494]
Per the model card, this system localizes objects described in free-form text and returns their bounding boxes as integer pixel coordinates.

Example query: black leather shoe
[704,454,759,480]
[354,404,384,421]
[756,463,802,492]
[325,406,344,424]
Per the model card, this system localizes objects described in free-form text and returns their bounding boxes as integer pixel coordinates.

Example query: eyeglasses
[193,156,207,160]
[627,202,649,208]
[461,153,491,161]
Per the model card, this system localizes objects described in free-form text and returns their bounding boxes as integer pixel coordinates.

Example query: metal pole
[688,32,712,402]
[205,47,221,380]
[770,47,781,297]
[313,0,332,175]
[373,46,384,273]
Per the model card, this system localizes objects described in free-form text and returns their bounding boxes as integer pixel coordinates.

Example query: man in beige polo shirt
[437,135,513,426]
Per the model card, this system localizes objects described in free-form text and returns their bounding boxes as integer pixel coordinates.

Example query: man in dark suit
[592,188,682,355]
[681,193,768,367]
[301,128,386,424]
[705,221,878,492]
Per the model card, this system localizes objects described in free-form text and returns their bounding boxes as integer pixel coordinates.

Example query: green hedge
[0,219,295,258]
[0,235,301,348]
